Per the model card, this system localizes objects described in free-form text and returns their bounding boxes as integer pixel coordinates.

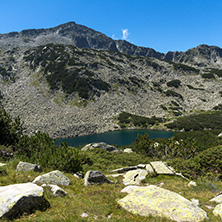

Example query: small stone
[0,163,7,167]
[73,172,84,179]
[159,182,164,187]
[42,184,67,197]
[188,181,197,187]
[205,205,214,210]
[218,132,222,137]
[154,142,160,148]
[137,164,146,169]
[93,215,98,219]
[81,213,89,218]
[107,214,112,219]
[191,198,200,206]
[123,148,133,153]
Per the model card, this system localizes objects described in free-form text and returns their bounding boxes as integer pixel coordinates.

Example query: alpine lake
[56,129,175,147]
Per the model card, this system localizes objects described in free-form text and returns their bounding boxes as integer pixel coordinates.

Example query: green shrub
[152,82,161,87]
[202,73,215,79]
[15,132,82,173]
[132,134,198,160]
[169,145,222,178]
[166,111,222,131]
[160,105,167,110]
[172,130,222,151]
[118,112,165,128]
[0,167,7,176]
[213,104,222,111]
[128,76,144,87]
[166,79,181,88]
[165,90,183,100]
[0,108,23,146]
[25,44,111,100]
[173,63,199,73]
[207,69,222,78]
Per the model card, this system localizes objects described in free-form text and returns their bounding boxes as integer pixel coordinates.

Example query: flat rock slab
[84,171,112,186]
[111,166,138,174]
[16,161,42,172]
[210,193,222,203]
[0,182,48,220]
[213,203,222,218]
[150,161,174,175]
[118,185,207,222]
[33,170,70,186]
[121,185,148,194]
[123,169,148,186]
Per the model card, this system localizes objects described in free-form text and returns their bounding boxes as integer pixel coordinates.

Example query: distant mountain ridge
[1,21,222,68]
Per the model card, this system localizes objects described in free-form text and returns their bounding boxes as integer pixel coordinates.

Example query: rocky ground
[0,45,222,138]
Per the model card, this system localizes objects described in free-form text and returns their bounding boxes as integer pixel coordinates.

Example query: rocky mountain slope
[0,22,222,138]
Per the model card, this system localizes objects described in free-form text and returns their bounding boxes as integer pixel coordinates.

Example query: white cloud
[122,29,129,40]
[112,34,116,40]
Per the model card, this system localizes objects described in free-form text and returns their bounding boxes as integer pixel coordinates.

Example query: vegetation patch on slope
[24,44,111,99]
[166,111,222,131]
[117,112,165,128]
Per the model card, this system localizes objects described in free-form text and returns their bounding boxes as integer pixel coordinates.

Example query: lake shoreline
[56,128,175,147]
[55,126,175,140]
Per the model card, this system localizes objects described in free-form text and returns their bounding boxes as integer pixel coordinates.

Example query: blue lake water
[56,129,174,147]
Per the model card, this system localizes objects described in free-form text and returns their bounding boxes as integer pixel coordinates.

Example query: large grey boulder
[81,142,118,152]
[16,161,42,172]
[33,170,70,186]
[84,171,112,186]
[0,183,49,220]
[118,185,208,222]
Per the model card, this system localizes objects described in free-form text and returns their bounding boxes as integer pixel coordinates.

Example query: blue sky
[1,0,222,53]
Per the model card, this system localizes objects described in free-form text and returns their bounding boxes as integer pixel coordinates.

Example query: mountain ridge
[1,21,222,68]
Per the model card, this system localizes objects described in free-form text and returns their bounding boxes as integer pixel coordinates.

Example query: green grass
[1,150,222,221]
